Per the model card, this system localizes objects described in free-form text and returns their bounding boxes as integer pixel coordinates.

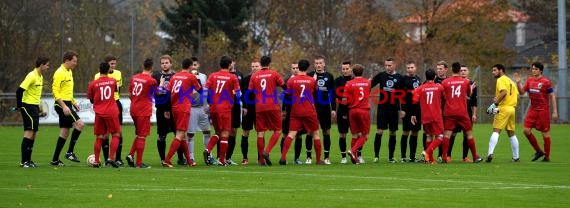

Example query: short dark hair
[99,62,110,74]
[342,61,351,65]
[298,59,310,72]
[220,55,232,69]
[425,69,436,80]
[182,58,192,69]
[493,64,506,72]
[104,54,117,63]
[35,56,49,67]
[406,60,416,65]
[63,50,77,62]
[191,56,199,63]
[352,64,365,76]
[260,55,271,67]
[532,62,544,72]
[452,62,461,73]
[385,57,395,62]
[143,58,153,70]
[314,55,326,61]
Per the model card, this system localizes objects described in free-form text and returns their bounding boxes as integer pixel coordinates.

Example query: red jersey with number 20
[87,76,118,118]
[441,76,470,117]
[129,73,158,116]
[413,81,444,124]
[206,70,240,113]
[166,71,201,113]
[248,69,284,112]
[287,74,317,117]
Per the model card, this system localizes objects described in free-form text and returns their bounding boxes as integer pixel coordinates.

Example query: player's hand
[281,111,286,119]
[160,76,166,86]
[513,72,521,83]
[552,111,559,122]
[486,103,497,114]
[242,108,248,116]
[411,116,417,125]
[331,111,337,120]
[470,82,477,92]
[399,111,405,119]
[164,111,171,119]
[472,114,477,123]
[73,103,81,112]
[63,105,71,116]
[342,115,347,119]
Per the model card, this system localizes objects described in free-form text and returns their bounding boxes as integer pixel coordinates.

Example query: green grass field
[1,124,569,207]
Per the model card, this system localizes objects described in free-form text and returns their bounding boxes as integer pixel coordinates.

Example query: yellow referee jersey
[496,75,518,107]
[19,68,43,105]
[52,64,75,104]
[94,70,122,100]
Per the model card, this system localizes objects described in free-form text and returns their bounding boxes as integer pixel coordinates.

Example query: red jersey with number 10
[129,73,158,116]
[248,68,284,112]
[87,76,118,118]
[441,76,470,117]
[206,70,240,113]
[287,74,317,117]
[413,81,444,124]
[166,71,201,113]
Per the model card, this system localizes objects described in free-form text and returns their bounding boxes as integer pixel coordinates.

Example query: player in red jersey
[202,55,240,166]
[411,69,444,164]
[342,64,372,165]
[279,59,322,165]
[438,62,482,163]
[248,55,285,166]
[124,58,158,168]
[87,63,121,168]
[161,58,201,167]
[514,62,558,162]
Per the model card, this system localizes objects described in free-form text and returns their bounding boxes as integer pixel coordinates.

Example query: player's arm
[494,90,507,106]
[16,74,33,109]
[513,72,526,95]
[549,88,558,121]
[52,71,71,114]
[471,86,478,122]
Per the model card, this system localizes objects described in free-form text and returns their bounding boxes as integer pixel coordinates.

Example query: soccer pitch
[1,124,569,207]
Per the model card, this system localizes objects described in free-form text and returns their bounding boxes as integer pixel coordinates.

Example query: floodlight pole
[558,0,567,122]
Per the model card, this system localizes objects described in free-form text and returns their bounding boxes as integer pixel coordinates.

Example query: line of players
[16,51,557,167]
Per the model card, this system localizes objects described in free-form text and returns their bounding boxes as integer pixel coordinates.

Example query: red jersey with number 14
[413,81,444,124]
[166,71,201,113]
[441,76,470,117]
[287,74,317,117]
[129,73,158,116]
[87,76,118,118]
[206,70,240,113]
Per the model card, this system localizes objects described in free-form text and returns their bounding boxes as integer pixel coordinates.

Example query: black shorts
[21,103,40,131]
[337,112,349,134]
[55,101,80,128]
[231,103,241,129]
[242,106,255,131]
[402,112,421,132]
[282,109,291,134]
[376,105,399,131]
[155,108,175,135]
[116,100,123,125]
[315,105,332,130]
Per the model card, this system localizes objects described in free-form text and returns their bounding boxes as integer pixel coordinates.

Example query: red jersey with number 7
[287,74,317,117]
[87,76,118,118]
[166,71,201,113]
[129,73,158,117]
[441,76,470,117]
[206,70,240,113]
[412,81,444,123]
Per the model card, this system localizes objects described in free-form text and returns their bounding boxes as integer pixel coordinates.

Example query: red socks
[544,137,551,159]
[257,137,265,159]
[94,138,103,164]
[467,138,478,159]
[314,139,322,163]
[264,132,280,154]
[219,137,228,164]
[527,133,543,153]
[352,137,368,153]
[135,138,146,165]
[109,136,120,161]
[281,136,293,160]
[442,137,450,160]
[165,138,181,163]
[206,135,220,153]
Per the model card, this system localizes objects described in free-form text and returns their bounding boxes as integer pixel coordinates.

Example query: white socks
[187,137,195,160]
[203,134,210,149]
[510,135,519,159]
[488,132,499,155]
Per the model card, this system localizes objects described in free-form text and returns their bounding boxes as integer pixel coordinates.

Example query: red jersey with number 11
[413,81,444,124]
[129,73,158,116]
[441,76,470,117]
[87,76,118,118]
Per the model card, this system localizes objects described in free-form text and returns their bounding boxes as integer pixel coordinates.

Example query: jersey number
[99,86,112,100]
[450,85,461,98]
[172,80,182,93]
[132,82,143,96]
[358,87,364,101]
[215,80,226,94]
[425,91,433,104]
[260,78,267,91]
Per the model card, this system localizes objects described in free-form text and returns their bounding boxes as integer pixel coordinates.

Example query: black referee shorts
[54,101,80,128]
[242,106,255,131]
[376,106,399,131]
[337,112,350,134]
[116,100,123,125]
[231,103,241,129]
[155,108,175,135]
[21,103,40,131]
[315,105,332,130]
[402,112,421,132]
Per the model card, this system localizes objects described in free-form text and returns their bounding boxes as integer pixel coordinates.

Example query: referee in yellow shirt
[16,57,50,168]
[486,64,520,162]
[94,55,124,166]
[50,51,85,166]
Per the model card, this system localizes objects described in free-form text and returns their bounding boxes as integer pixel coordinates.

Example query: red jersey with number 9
[248,69,284,112]
[441,76,470,117]
[166,71,201,113]
[129,73,158,117]
[87,76,118,118]
[206,70,240,113]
